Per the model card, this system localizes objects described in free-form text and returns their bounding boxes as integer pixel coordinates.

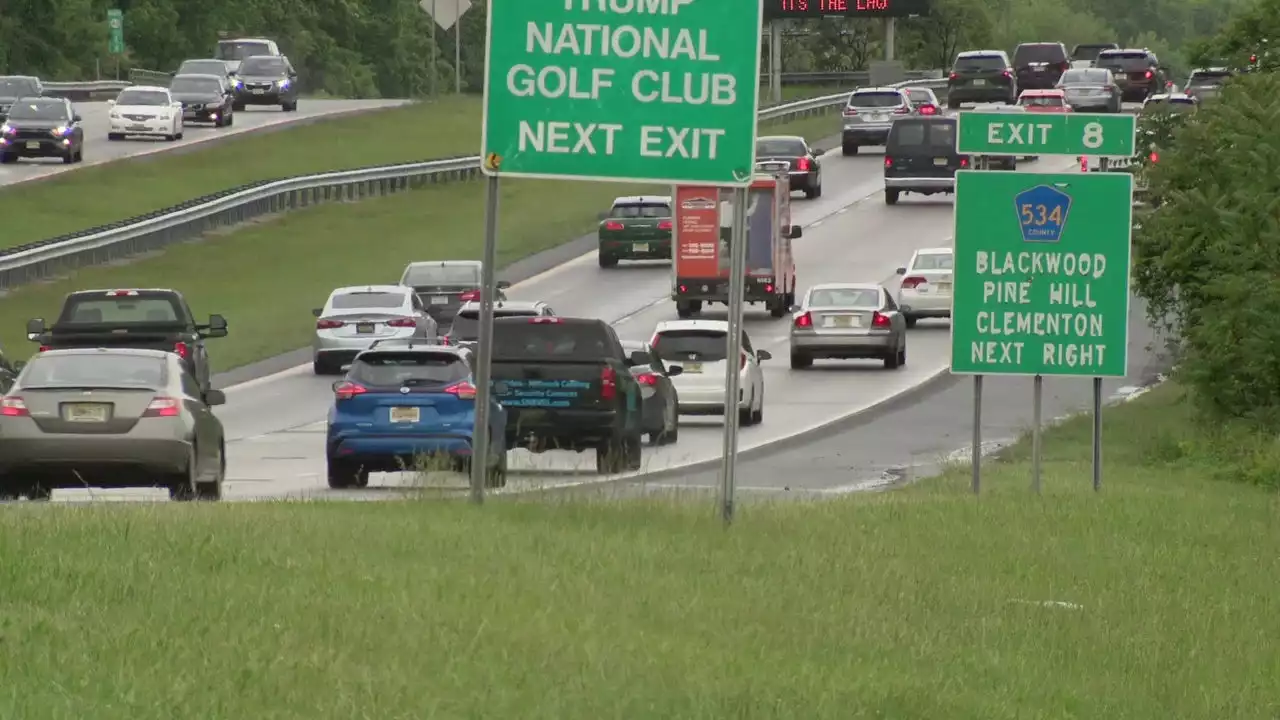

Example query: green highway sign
[950,171,1133,377]
[107,9,124,55]
[480,0,762,185]
[956,111,1136,158]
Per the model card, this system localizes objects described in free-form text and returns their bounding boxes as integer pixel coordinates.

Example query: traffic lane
[621,296,1169,499]
[0,99,409,188]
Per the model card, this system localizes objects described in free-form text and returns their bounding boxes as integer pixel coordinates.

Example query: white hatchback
[895,247,954,327]
[649,319,770,425]
[107,86,184,141]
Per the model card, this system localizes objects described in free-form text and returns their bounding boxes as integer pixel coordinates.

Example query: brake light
[1,397,28,416]
[603,220,625,231]
[959,157,969,168]
[440,336,451,345]
[636,373,659,386]
[1080,156,1088,172]
[920,104,937,115]
[172,341,189,359]
[142,396,180,417]
[1104,84,1115,91]
[900,276,927,289]
[333,382,367,401]
[316,319,344,329]
[678,284,687,293]
[528,317,561,323]
[872,312,891,328]
[1002,69,1012,79]
[444,381,477,399]
[842,106,857,116]
[1059,61,1070,71]
[105,289,139,297]
[764,284,774,293]
[1251,54,1258,63]
[740,352,747,370]
[893,105,909,114]
[794,311,812,328]
[796,157,811,171]
[387,317,416,328]
[459,290,481,302]
[1149,151,1159,163]
[38,345,50,352]
[658,219,672,230]
[884,157,893,168]
[1145,70,1153,79]
[601,366,617,400]
[948,72,958,81]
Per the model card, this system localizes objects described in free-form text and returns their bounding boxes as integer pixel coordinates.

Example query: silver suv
[841,88,913,156]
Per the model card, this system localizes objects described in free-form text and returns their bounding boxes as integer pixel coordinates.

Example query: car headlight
[278,79,290,88]
[109,111,121,119]
[234,80,243,88]
[50,126,69,137]
[0,123,12,134]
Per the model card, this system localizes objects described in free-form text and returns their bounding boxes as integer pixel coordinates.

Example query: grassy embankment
[0,92,847,371]
[1,381,1276,717]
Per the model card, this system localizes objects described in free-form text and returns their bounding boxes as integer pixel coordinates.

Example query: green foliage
[1193,0,1280,71]
[1133,71,1280,424]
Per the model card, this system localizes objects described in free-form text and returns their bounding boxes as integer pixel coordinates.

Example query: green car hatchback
[597,195,673,268]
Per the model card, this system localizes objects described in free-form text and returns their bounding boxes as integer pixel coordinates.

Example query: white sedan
[106,86,184,141]
[895,246,954,328]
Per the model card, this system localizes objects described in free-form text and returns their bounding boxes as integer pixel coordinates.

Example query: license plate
[682,362,702,373]
[431,296,448,304]
[825,316,859,328]
[872,114,887,122]
[356,322,375,334]
[973,79,987,86]
[389,407,419,423]
[934,157,949,167]
[25,141,39,150]
[252,89,265,94]
[63,403,109,422]
[633,243,649,252]
[128,125,148,131]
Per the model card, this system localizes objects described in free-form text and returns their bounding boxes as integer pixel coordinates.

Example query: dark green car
[597,195,672,268]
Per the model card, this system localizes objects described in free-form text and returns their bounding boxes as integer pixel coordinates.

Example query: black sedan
[755,135,823,199]
[0,97,84,164]
[622,341,682,445]
[170,73,235,127]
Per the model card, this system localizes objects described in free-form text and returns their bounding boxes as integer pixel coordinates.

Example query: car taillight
[333,382,366,401]
[316,319,344,329]
[528,317,561,323]
[37,345,50,352]
[1251,54,1258,63]
[1149,152,1159,163]
[1059,62,1070,71]
[884,157,893,168]
[1104,84,1115,91]
[106,289,139,297]
[444,381,477,399]
[387,317,416,327]
[677,285,687,293]
[893,105,909,114]
[794,312,812,328]
[959,157,969,168]
[764,284,774,293]
[658,219,672,230]
[172,341,189,359]
[459,290,481,302]
[1,397,29,417]
[900,276,927,289]
[740,352,747,370]
[948,72,958,81]
[842,107,857,116]
[604,220,625,231]
[872,312,891,328]
[1080,156,1088,172]
[601,366,617,400]
[440,336,451,345]
[920,105,937,115]
[796,157,811,171]
[1002,69,1012,79]
[142,396,180,417]
[636,373,658,386]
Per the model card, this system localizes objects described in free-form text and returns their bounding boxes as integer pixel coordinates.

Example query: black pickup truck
[490,316,645,473]
[27,289,228,392]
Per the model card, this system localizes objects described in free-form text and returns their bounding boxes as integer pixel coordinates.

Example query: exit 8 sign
[763,0,931,19]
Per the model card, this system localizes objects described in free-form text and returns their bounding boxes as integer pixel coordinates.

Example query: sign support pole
[1031,374,1043,494]
[718,186,749,526]
[769,21,782,107]
[469,174,500,503]
[1092,377,1102,491]
[455,11,463,94]
[972,375,983,495]
[431,0,438,97]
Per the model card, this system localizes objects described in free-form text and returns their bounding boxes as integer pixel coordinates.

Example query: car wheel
[107,132,123,141]
[769,297,787,318]
[486,450,508,489]
[675,300,696,319]
[75,146,84,163]
[598,252,618,268]
[905,315,918,329]
[842,142,858,156]
[659,401,680,445]
[168,447,198,501]
[327,457,368,489]
[790,351,812,369]
[61,150,74,164]
[883,348,902,370]
[312,358,331,375]
[596,434,637,474]
[25,482,52,501]
[164,133,176,142]
[195,443,224,501]
[885,189,900,205]
[739,394,754,426]
[751,391,764,425]
[898,345,907,367]
[226,110,234,126]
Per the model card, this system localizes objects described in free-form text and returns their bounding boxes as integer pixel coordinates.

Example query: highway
[0,98,408,188]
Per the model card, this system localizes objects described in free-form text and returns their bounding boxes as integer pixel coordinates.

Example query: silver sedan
[788,283,908,370]
[312,285,439,375]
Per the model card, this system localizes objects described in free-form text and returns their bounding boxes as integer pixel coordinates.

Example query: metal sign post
[469,173,500,503]
[718,187,749,526]
[420,0,472,96]
[1031,374,1043,494]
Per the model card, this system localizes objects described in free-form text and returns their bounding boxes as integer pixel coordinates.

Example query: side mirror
[788,225,803,239]
[311,308,323,317]
[106,100,115,106]
[757,350,772,361]
[203,389,226,406]
[810,147,823,156]
[25,318,45,338]
[72,114,82,122]
[497,280,511,290]
[896,267,907,275]
[208,314,228,330]
[628,350,649,367]
[666,365,683,377]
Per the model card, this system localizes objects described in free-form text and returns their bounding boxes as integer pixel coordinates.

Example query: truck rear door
[489,318,622,411]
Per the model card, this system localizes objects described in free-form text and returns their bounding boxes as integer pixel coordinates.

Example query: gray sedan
[1056,68,1122,112]
[788,283,908,370]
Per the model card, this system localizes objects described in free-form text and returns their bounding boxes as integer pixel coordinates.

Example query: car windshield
[1188,72,1232,86]
[402,264,481,287]
[1061,69,1109,85]
[170,77,223,94]
[890,120,955,149]
[217,42,273,61]
[0,78,38,96]
[808,288,880,308]
[609,203,669,218]
[1097,52,1150,71]
[179,61,226,75]
[912,253,955,271]
[905,88,934,104]
[330,291,405,311]
[492,322,613,360]
[1021,95,1065,107]
[116,90,169,106]
[59,296,180,324]
[653,330,728,363]
[849,91,903,108]
[1071,45,1116,61]
[451,308,540,341]
[240,57,287,75]
[21,354,165,390]
[1014,44,1065,64]
[1143,98,1195,113]
[756,138,806,156]
[349,352,469,388]
[954,54,1006,71]
[6,101,65,121]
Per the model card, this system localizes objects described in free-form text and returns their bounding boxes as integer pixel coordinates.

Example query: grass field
[0,110,840,370]
[0,382,1275,718]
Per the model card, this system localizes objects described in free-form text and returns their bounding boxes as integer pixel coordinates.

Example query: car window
[1014,44,1066,65]
[849,91,904,108]
[1021,94,1065,107]
[884,292,899,311]
[652,330,727,363]
[1188,71,1232,86]
[609,203,670,218]
[905,88,933,104]
[1143,98,1195,113]
[350,352,470,388]
[756,138,807,156]
[21,353,166,390]
[402,264,481,286]
[330,291,406,311]
[1061,69,1109,84]
[492,321,614,360]
[451,308,539,341]
[912,253,955,271]
[928,121,956,148]
[240,57,287,75]
[889,121,926,148]
[0,78,39,96]
[116,90,170,105]
[171,77,223,94]
[179,61,226,75]
[808,288,880,308]
[217,41,273,61]
[1097,52,1151,71]
[1071,44,1116,61]
[6,101,67,121]
[59,296,181,324]
[954,54,1006,71]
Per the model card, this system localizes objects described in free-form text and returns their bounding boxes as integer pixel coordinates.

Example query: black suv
[883,117,968,206]
[1070,43,1120,65]
[1096,49,1166,102]
[0,97,84,165]
[232,54,299,112]
[947,50,1016,108]
[1013,42,1071,90]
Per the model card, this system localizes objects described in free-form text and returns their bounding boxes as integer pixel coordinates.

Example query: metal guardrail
[761,69,944,85]
[40,80,133,101]
[0,77,948,291]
